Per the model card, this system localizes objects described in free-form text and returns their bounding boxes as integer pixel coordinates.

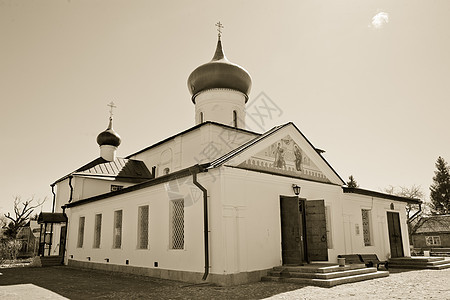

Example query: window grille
[93,214,102,248]
[138,206,149,249]
[77,216,85,248]
[361,209,372,246]
[170,199,184,249]
[425,236,441,246]
[113,210,122,249]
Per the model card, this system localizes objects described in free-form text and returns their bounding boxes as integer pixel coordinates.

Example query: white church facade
[41,32,419,285]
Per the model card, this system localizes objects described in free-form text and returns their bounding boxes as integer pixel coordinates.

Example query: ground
[0,266,449,299]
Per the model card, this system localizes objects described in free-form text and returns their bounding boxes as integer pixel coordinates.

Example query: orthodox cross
[215,21,224,39]
[107,101,116,118]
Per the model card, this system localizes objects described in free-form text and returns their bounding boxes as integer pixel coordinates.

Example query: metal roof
[38,212,67,224]
[53,157,152,185]
[74,157,152,181]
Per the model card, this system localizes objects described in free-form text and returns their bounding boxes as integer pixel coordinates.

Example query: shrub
[0,239,23,264]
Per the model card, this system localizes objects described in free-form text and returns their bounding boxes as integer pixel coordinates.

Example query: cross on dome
[107,101,116,119]
[215,21,224,39]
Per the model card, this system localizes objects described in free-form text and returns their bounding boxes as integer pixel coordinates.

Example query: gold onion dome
[97,118,121,147]
[187,38,252,103]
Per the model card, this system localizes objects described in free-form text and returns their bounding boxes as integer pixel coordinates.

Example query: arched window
[200,112,204,123]
[233,110,237,128]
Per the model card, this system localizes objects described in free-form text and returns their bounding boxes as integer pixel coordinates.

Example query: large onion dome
[187,38,252,103]
[97,118,121,147]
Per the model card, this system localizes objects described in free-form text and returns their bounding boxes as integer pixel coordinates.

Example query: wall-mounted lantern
[292,184,301,196]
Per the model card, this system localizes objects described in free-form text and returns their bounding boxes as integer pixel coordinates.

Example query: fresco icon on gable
[238,135,330,183]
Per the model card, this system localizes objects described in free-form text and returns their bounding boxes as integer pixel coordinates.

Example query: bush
[0,239,23,264]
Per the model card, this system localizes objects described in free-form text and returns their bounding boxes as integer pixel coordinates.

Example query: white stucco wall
[194,89,246,129]
[130,123,256,176]
[341,193,411,260]
[206,166,345,275]
[206,166,411,275]
[66,177,206,273]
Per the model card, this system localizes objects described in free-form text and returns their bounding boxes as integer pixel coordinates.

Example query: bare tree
[3,196,45,239]
[383,185,424,219]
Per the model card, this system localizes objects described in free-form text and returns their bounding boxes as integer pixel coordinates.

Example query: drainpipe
[51,184,56,213]
[68,176,74,203]
[191,167,209,281]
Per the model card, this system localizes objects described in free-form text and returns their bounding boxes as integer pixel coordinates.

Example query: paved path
[265,269,450,300]
[0,266,449,299]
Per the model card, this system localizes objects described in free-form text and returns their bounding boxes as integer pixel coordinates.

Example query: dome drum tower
[97,116,121,161]
[188,31,252,129]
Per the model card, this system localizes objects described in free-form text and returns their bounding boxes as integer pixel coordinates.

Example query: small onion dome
[96,118,121,147]
[187,38,252,103]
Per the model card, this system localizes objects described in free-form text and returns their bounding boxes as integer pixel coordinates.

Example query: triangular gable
[210,123,344,185]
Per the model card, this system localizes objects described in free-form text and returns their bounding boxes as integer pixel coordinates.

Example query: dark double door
[387,211,404,258]
[280,196,328,265]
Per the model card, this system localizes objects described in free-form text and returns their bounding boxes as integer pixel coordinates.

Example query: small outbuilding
[411,215,450,253]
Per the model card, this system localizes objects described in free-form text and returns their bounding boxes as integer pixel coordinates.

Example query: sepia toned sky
[1,0,449,214]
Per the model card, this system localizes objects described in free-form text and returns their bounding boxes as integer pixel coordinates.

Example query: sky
[1,0,449,215]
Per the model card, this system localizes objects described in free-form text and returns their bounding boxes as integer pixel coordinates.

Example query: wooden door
[59,225,67,257]
[305,200,328,261]
[387,212,404,258]
[280,196,303,265]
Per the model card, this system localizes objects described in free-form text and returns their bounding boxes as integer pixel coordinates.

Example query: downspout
[51,184,56,213]
[68,176,74,203]
[191,168,209,281]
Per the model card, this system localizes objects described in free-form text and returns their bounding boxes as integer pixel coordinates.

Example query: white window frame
[425,236,441,246]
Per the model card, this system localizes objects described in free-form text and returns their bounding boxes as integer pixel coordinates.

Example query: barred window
[170,199,184,249]
[77,216,85,248]
[113,210,123,249]
[361,209,372,246]
[93,214,102,248]
[138,205,149,249]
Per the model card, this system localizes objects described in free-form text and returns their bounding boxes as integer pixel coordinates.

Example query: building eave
[64,164,209,208]
[343,187,422,204]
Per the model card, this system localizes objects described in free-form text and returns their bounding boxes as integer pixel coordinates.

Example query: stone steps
[38,256,63,267]
[388,256,450,270]
[262,264,389,287]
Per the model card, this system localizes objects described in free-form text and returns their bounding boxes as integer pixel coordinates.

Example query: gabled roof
[413,215,450,234]
[208,124,286,168]
[53,157,152,184]
[208,122,345,185]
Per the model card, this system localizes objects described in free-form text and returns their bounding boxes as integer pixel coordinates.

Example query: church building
[41,28,420,285]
